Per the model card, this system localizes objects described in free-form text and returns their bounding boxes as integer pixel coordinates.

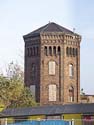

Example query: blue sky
[0,0,94,94]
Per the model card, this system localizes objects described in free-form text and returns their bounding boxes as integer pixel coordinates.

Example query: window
[69,86,74,102]
[58,46,61,55]
[49,61,55,75]
[44,46,47,55]
[73,48,75,57]
[53,46,56,55]
[49,46,52,56]
[49,84,56,101]
[30,85,36,98]
[69,64,74,77]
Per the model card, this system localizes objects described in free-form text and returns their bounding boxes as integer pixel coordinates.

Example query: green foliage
[0,62,37,109]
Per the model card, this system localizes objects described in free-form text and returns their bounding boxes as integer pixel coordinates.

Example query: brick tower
[23,22,81,105]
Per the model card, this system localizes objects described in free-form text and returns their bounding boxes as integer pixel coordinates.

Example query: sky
[0,0,94,94]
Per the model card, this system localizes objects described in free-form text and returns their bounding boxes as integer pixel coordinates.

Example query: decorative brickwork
[23,22,81,105]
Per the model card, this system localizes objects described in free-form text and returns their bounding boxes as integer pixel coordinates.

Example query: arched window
[49,61,55,75]
[57,46,61,55]
[69,86,74,102]
[69,64,74,77]
[49,46,52,56]
[49,84,56,101]
[53,46,56,55]
[44,46,47,56]
[73,48,75,57]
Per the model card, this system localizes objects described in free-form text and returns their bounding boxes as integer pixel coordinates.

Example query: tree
[6,61,24,82]
[0,62,37,109]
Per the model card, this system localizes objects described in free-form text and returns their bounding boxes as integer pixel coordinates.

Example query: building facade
[23,22,81,105]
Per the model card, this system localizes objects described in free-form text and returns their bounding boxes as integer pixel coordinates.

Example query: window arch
[49,46,52,56]
[69,86,74,102]
[57,46,61,55]
[49,84,56,101]
[44,46,47,56]
[73,48,75,57]
[53,46,56,55]
[69,64,74,77]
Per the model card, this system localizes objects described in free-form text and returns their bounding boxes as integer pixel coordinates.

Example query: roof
[1,103,94,118]
[23,22,76,38]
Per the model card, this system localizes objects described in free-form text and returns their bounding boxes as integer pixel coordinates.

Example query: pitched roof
[1,103,94,118]
[23,22,75,38]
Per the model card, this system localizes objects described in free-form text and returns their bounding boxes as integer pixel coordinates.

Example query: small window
[49,84,56,101]
[58,46,61,55]
[73,48,75,57]
[69,86,74,102]
[69,64,74,77]
[44,46,47,56]
[53,46,56,55]
[49,61,55,75]
[30,85,36,98]
[49,46,52,56]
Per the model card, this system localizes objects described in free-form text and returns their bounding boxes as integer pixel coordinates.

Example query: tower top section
[23,22,81,39]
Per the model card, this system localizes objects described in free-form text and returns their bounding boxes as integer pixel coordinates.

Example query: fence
[0,119,70,125]
[1,119,94,125]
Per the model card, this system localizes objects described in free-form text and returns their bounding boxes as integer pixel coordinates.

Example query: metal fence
[1,119,94,125]
[7,120,69,125]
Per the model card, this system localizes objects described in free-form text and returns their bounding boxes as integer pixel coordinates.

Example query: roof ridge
[41,22,50,32]
[53,22,63,32]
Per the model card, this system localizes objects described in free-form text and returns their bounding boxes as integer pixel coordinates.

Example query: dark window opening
[49,46,52,56]
[58,46,61,55]
[44,46,47,56]
[53,46,56,55]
